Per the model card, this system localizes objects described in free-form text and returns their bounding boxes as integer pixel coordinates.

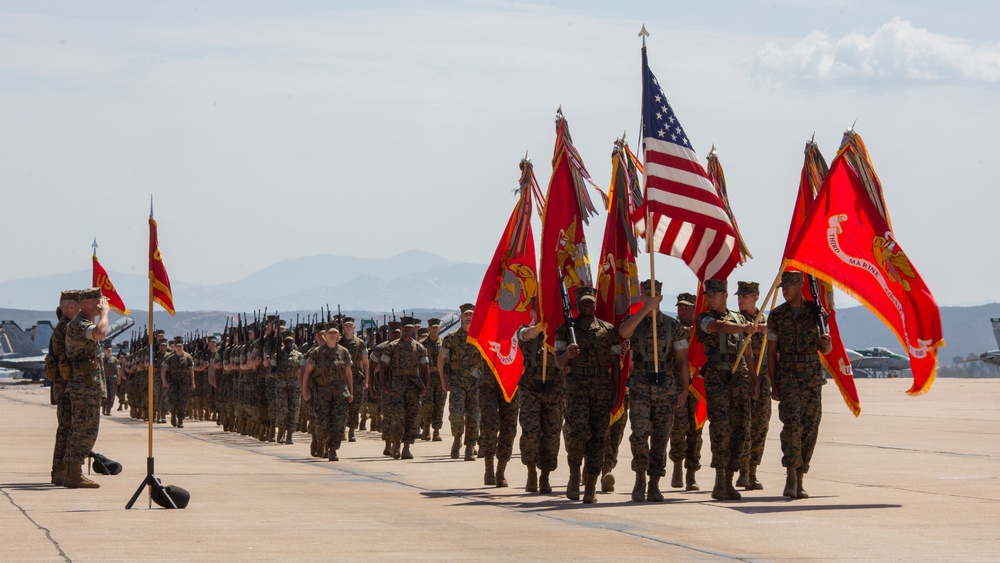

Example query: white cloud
[753,17,1000,86]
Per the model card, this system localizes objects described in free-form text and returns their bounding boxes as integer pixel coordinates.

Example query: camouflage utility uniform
[63,312,104,465]
[440,327,483,450]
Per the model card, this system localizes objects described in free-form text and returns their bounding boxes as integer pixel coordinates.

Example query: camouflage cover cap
[283,335,295,342]
[173,336,183,344]
[313,322,327,332]
[387,321,402,331]
[427,318,441,327]
[60,289,81,302]
[703,279,727,294]
[736,281,760,296]
[575,286,597,302]
[676,292,696,306]
[399,316,415,327]
[459,303,475,314]
[410,318,421,326]
[155,329,166,335]
[265,315,276,322]
[780,271,805,287]
[207,335,217,342]
[639,279,663,295]
[342,317,355,324]
[79,287,102,300]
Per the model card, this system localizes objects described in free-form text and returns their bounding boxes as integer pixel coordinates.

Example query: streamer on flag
[468,158,543,402]
[149,208,176,316]
[784,130,944,396]
[782,140,861,415]
[633,46,741,281]
[596,138,643,422]
[538,109,599,348]
[686,283,709,428]
[92,250,129,315]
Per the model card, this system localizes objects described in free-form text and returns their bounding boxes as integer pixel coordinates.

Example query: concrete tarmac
[1,378,998,562]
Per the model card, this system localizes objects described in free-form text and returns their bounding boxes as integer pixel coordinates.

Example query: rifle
[337,304,343,335]
[807,274,830,335]
[559,280,577,346]
[326,303,332,323]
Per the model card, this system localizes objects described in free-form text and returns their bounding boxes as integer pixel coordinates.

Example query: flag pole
[638,24,659,373]
[126,197,177,509]
[755,280,781,375]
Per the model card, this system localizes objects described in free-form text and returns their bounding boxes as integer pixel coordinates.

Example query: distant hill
[0,250,486,312]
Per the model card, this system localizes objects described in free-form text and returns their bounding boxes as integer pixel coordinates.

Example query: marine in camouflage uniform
[555,286,620,504]
[668,292,704,491]
[618,279,691,502]
[479,368,519,487]
[152,339,169,424]
[766,271,831,500]
[695,279,763,501]
[101,345,119,415]
[340,318,369,443]
[115,352,128,412]
[439,304,484,461]
[419,319,446,441]
[162,337,195,428]
[303,327,353,461]
[61,287,110,489]
[736,281,771,490]
[516,323,560,494]
[380,318,429,460]
[273,335,302,444]
[46,291,78,485]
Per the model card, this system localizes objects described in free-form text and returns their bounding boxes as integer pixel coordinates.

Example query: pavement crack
[0,486,71,562]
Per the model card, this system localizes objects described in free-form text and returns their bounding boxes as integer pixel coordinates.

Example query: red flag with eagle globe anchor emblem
[469,159,544,402]
[596,140,643,422]
[785,133,944,396]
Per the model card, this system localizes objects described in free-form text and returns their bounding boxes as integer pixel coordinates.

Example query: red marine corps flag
[783,140,861,415]
[468,157,544,402]
[596,138,644,422]
[538,109,599,348]
[91,238,129,315]
[148,202,175,316]
[785,131,944,396]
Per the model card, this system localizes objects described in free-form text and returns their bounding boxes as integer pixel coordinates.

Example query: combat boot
[382,439,391,456]
[601,472,615,493]
[177,415,184,429]
[359,414,367,431]
[328,449,339,462]
[401,443,414,460]
[566,465,581,501]
[267,423,276,442]
[171,412,177,427]
[671,461,683,488]
[484,456,496,486]
[783,467,797,498]
[117,404,124,411]
[647,475,664,502]
[631,471,646,502]
[685,467,700,491]
[348,428,356,443]
[796,469,809,499]
[525,465,538,493]
[748,464,763,490]
[464,445,475,462]
[582,473,598,504]
[495,460,508,488]
[711,468,728,500]
[285,428,294,445]
[724,470,742,500]
[736,460,749,488]
[52,463,67,487]
[420,422,430,441]
[64,464,99,489]
[539,470,552,494]
[373,415,382,432]
[310,435,320,458]
[432,429,442,441]
[391,439,401,459]
[451,435,462,459]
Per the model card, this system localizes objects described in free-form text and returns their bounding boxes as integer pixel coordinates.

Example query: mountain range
[2,251,997,366]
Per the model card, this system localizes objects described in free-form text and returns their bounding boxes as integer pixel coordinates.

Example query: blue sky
[1,1,996,306]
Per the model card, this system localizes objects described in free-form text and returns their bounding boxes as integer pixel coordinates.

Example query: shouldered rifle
[559,279,577,346]
[807,274,830,335]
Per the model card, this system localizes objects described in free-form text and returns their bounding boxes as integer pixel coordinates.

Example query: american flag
[633,47,740,281]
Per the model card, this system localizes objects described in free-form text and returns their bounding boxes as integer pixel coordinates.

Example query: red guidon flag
[596,139,644,422]
[149,210,176,316]
[92,254,129,315]
[785,132,944,395]
[633,46,741,281]
[686,282,709,429]
[783,140,861,415]
[468,158,544,402]
[538,110,599,348]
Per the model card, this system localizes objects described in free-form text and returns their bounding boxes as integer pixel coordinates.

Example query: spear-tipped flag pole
[126,197,180,510]
[92,238,130,315]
